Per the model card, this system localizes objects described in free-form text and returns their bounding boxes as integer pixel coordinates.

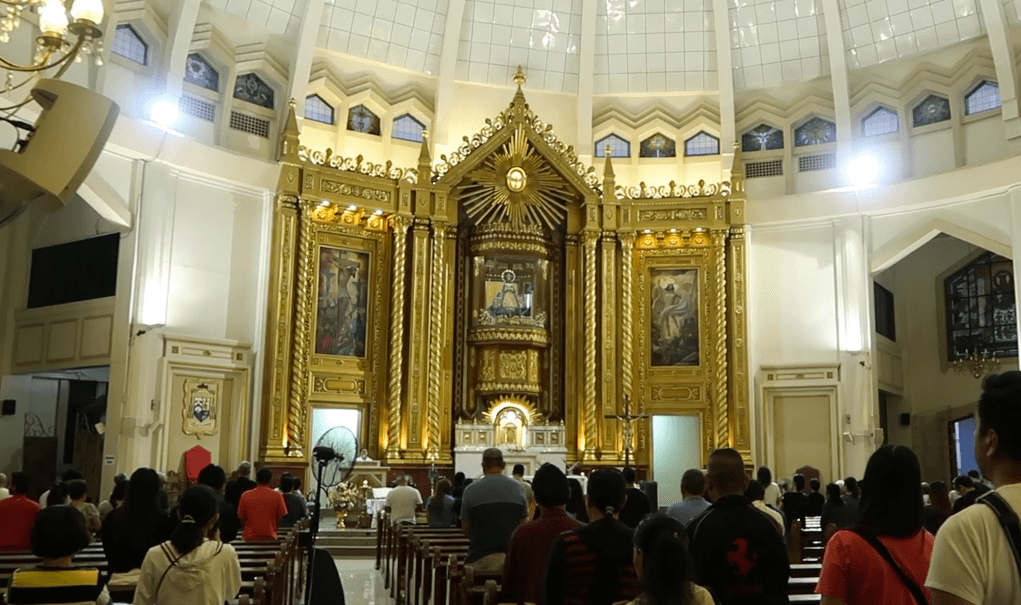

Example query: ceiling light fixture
[1,0,105,115]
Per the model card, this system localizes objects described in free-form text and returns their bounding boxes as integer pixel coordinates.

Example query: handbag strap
[851,530,928,605]
[977,490,1021,582]
[153,542,184,604]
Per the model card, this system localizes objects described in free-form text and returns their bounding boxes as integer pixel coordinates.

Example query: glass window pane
[111,24,148,66]
[393,114,425,142]
[304,95,334,125]
[965,82,1001,115]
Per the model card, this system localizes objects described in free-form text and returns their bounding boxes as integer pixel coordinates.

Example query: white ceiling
[195,0,1009,93]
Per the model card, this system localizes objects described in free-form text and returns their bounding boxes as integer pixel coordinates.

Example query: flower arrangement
[327,481,364,513]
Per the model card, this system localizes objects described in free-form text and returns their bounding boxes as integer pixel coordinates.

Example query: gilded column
[728,227,751,460]
[406,219,432,457]
[712,229,730,449]
[285,199,317,458]
[385,215,411,458]
[600,233,617,453]
[260,195,300,461]
[619,231,636,407]
[425,220,447,460]
[583,230,599,460]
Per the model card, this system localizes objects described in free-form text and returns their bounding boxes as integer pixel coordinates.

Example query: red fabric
[183,446,212,483]
[502,507,583,605]
[816,529,934,604]
[0,495,42,551]
[237,485,287,541]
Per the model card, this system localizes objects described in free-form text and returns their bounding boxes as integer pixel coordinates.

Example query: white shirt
[763,482,781,507]
[386,485,423,523]
[925,483,1021,605]
[134,540,241,605]
[0,487,9,500]
[752,500,785,535]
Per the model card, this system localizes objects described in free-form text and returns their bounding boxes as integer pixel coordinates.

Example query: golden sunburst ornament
[459,124,572,230]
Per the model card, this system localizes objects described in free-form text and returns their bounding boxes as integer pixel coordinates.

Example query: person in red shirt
[0,472,42,551]
[237,468,287,540]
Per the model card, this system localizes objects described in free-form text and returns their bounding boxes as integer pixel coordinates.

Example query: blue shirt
[425,494,456,528]
[666,496,712,527]
[460,474,528,562]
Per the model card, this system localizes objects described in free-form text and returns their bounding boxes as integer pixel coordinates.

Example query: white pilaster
[576,0,597,164]
[162,0,202,101]
[286,0,328,118]
[978,0,1021,144]
[711,0,737,170]
[820,0,853,160]
[432,0,468,154]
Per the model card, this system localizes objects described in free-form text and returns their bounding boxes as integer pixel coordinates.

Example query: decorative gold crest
[183,378,219,438]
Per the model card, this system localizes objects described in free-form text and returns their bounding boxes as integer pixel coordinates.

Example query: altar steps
[314,528,377,558]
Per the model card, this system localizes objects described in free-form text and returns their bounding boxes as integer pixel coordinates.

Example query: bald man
[460,448,529,573]
[687,448,790,605]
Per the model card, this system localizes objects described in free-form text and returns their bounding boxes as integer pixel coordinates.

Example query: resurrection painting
[650,268,699,366]
[316,247,370,357]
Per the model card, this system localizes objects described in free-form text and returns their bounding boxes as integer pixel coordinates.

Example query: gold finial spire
[513,65,527,86]
[279,97,301,162]
[417,129,432,185]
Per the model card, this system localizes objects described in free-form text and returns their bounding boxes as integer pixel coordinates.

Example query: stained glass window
[862,107,899,137]
[965,81,1001,115]
[794,117,836,147]
[595,134,630,158]
[639,133,676,158]
[304,95,334,125]
[347,105,381,135]
[233,73,275,109]
[184,54,218,92]
[945,252,1017,361]
[111,24,147,66]
[685,132,720,156]
[393,114,425,142]
[741,124,784,152]
[913,95,951,127]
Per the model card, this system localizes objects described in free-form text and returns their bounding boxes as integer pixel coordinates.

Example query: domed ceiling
[196,0,999,95]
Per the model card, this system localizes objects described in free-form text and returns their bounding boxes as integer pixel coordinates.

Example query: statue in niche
[488,269,530,318]
[496,408,524,448]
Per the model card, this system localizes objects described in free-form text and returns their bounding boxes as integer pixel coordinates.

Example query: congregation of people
[0,459,307,605]
[1,370,1020,604]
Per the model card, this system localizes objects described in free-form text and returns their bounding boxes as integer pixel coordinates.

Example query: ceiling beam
[286,0,327,119]
[576,0,597,163]
[820,0,853,159]
[711,0,737,169]
[977,0,1021,144]
[162,0,201,102]
[432,0,468,155]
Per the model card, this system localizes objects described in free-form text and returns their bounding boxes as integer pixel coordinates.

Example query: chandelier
[952,348,1001,379]
[1,0,104,111]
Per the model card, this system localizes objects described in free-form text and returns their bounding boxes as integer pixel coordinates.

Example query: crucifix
[604,395,649,467]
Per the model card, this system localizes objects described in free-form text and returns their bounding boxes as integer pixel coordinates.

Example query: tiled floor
[333,557,388,605]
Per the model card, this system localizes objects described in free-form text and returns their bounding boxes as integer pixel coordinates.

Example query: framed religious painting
[649,267,700,366]
[315,245,371,357]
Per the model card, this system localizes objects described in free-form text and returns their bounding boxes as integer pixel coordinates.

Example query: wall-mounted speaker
[1,399,15,415]
[899,413,911,426]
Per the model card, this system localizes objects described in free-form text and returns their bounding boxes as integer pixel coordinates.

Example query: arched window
[965,81,1001,115]
[184,54,218,92]
[912,95,951,127]
[639,133,676,158]
[347,105,380,135]
[862,107,898,137]
[794,117,836,147]
[595,134,630,158]
[741,124,783,152]
[233,73,275,109]
[945,252,1017,361]
[110,24,148,66]
[685,131,720,156]
[304,95,334,125]
[393,114,426,142]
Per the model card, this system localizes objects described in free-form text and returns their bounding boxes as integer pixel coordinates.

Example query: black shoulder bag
[977,490,1021,581]
[851,530,928,605]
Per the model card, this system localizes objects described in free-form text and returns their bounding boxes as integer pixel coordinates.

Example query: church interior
[0,0,1018,509]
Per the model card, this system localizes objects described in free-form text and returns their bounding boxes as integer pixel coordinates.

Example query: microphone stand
[305,452,335,604]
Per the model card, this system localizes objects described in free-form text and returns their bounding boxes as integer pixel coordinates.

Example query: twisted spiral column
[583,230,599,459]
[386,216,412,458]
[425,221,447,460]
[286,200,315,457]
[620,232,636,404]
[712,229,730,449]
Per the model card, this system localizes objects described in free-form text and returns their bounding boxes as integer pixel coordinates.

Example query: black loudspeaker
[641,480,659,511]
[1,400,14,415]
[899,413,911,426]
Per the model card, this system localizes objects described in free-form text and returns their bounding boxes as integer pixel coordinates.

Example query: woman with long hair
[98,477,128,520]
[565,478,589,523]
[816,445,934,605]
[133,486,241,605]
[624,514,713,605]
[102,468,172,578]
[426,478,455,528]
[820,483,854,537]
[922,480,953,534]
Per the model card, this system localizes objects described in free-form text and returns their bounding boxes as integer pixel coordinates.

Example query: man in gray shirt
[666,468,711,526]
[460,448,529,572]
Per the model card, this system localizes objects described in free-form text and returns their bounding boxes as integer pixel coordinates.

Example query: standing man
[0,473,10,500]
[618,466,651,529]
[927,371,1021,605]
[511,464,536,516]
[385,474,423,524]
[666,469,711,527]
[0,472,41,551]
[225,461,256,511]
[687,449,790,604]
[237,468,287,540]
[460,448,529,572]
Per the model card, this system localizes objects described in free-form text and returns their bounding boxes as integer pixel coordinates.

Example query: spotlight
[846,154,880,187]
[150,98,179,129]
[347,204,358,211]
